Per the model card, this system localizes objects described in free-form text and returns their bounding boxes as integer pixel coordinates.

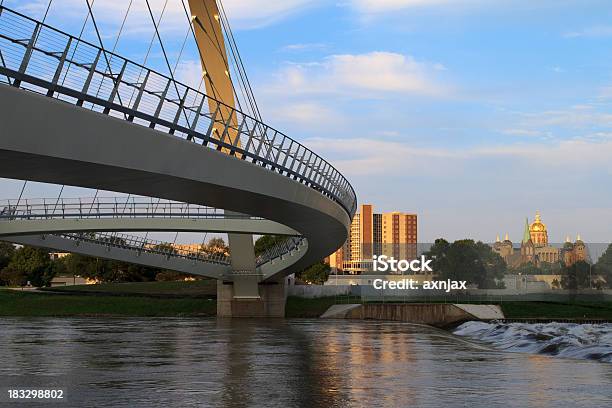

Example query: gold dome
[529,210,547,233]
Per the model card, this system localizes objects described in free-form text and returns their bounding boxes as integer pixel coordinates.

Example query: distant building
[327,204,417,274]
[492,211,588,267]
[562,235,588,266]
[49,252,70,260]
[49,276,93,286]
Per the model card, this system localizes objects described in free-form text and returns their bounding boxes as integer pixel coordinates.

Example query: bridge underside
[0,85,348,316]
[0,85,349,278]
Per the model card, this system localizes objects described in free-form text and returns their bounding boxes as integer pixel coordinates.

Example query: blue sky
[3,0,612,243]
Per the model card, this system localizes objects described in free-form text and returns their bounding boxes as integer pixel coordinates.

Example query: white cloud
[271,51,450,98]
[564,25,612,38]
[281,43,328,52]
[350,0,475,13]
[220,0,319,29]
[501,129,543,137]
[272,102,339,127]
[174,60,204,90]
[6,0,315,32]
[598,86,612,100]
[520,105,612,128]
[305,136,612,176]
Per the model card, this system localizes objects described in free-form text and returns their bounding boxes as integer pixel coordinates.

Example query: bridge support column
[217,279,286,318]
[218,213,286,317]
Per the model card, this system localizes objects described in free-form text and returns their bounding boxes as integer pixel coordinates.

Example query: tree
[297,262,330,284]
[63,253,100,279]
[561,260,591,290]
[424,238,506,289]
[0,266,25,286]
[254,235,286,256]
[201,237,229,256]
[595,243,612,287]
[62,254,159,283]
[509,261,561,275]
[155,270,194,281]
[0,242,15,270]
[151,243,178,255]
[425,238,450,274]
[6,246,55,287]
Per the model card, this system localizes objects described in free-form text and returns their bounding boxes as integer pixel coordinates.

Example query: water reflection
[0,318,610,407]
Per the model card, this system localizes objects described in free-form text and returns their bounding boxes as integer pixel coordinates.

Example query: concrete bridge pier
[216,279,286,318]
[218,219,287,317]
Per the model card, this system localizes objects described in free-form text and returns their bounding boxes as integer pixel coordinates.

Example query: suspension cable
[126,0,169,114]
[58,0,96,89]
[90,0,133,101]
[84,0,127,119]
[86,0,133,207]
[144,0,191,127]
[172,28,190,75]
[52,185,64,214]
[14,0,55,208]
[15,179,27,208]
[218,0,262,122]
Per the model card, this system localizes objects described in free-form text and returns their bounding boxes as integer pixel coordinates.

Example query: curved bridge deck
[0,6,356,288]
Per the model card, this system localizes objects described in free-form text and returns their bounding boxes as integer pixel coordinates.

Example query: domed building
[492,211,568,267]
[529,211,548,246]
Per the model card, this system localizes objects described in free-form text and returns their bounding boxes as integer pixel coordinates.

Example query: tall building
[382,212,418,260]
[328,204,418,274]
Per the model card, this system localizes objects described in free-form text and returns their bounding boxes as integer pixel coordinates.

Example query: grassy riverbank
[2,283,612,319]
[41,280,217,297]
[0,289,216,317]
[499,301,612,319]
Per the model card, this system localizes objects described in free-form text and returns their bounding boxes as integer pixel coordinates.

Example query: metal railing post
[77,49,102,106]
[103,59,127,114]
[128,70,150,121]
[187,95,206,140]
[47,37,72,97]
[170,87,190,134]
[150,79,171,128]
[217,108,235,148]
[13,23,41,88]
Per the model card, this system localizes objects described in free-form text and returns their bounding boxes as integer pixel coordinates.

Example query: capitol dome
[528,211,548,246]
[529,211,546,232]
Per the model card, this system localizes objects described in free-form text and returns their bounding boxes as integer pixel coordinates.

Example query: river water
[0,318,610,407]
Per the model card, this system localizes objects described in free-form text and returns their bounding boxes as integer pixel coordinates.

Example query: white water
[454,321,612,362]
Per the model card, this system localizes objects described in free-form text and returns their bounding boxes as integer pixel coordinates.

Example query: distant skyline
[2,0,612,242]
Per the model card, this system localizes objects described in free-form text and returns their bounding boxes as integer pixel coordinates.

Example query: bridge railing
[255,236,305,266]
[56,231,304,268]
[0,6,357,218]
[0,197,257,220]
[60,231,231,265]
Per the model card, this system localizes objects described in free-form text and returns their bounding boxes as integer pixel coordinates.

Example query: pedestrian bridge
[0,6,356,316]
[0,197,304,280]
